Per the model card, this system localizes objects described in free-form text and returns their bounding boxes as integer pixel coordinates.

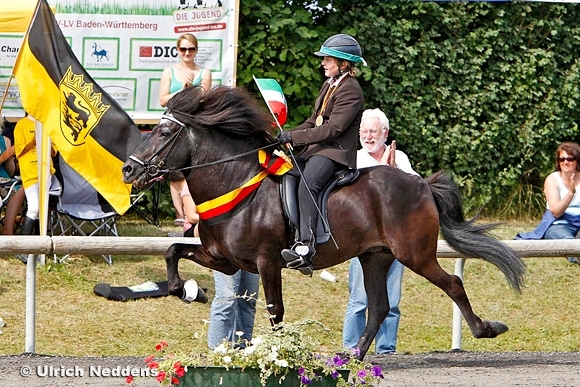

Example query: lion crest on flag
[59,66,109,145]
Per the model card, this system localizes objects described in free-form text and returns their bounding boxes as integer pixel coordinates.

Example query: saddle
[280,164,359,244]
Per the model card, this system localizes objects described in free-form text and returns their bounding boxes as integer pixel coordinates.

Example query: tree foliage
[237,1,580,216]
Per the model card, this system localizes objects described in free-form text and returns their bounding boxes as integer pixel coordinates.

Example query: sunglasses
[178,47,197,53]
[559,157,576,162]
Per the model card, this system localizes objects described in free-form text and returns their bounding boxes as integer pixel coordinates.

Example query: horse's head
[122,85,277,189]
[122,113,190,189]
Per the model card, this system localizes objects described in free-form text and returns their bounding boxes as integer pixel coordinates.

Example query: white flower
[275,359,288,368]
[251,336,262,346]
[235,331,244,337]
[213,343,228,354]
[243,344,257,355]
[267,350,279,362]
[222,356,232,364]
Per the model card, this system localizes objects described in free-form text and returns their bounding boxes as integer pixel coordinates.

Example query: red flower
[144,355,154,363]
[175,366,186,377]
[147,361,159,369]
[171,376,180,385]
[156,370,166,382]
[155,341,168,351]
[125,375,134,384]
[173,361,182,370]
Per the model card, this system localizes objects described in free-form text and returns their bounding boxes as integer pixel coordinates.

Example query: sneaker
[173,218,185,227]
[567,257,580,265]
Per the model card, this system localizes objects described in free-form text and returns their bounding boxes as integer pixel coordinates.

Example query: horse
[91,43,109,62]
[122,85,526,360]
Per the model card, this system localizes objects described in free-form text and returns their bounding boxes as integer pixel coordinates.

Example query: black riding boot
[16,217,37,263]
[20,217,36,236]
[281,156,335,276]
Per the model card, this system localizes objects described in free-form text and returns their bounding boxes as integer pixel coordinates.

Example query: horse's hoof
[195,288,208,304]
[490,321,509,336]
[181,279,208,304]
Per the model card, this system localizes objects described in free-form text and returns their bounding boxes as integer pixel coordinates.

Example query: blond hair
[176,33,198,48]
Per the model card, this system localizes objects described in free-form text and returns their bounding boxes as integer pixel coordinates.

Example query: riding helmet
[314,34,366,65]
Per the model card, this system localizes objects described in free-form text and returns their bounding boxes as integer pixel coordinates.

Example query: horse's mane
[167,86,276,141]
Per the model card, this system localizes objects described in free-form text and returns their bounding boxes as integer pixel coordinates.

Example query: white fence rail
[5,236,577,257]
[2,236,579,352]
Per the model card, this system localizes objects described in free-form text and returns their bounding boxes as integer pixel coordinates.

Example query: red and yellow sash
[196,150,292,223]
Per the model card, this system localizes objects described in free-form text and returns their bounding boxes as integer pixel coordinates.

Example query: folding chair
[49,155,119,264]
[129,175,163,227]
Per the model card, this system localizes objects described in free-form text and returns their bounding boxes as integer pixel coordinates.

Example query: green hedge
[237,1,580,217]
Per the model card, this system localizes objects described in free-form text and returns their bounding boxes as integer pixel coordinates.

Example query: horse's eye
[160,127,173,138]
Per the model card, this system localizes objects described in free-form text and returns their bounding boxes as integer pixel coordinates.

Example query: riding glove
[276,131,293,145]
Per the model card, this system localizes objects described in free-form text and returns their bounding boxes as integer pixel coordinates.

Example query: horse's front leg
[165,242,238,303]
[256,256,285,326]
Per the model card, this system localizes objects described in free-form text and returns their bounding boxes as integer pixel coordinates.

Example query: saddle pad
[93,281,169,301]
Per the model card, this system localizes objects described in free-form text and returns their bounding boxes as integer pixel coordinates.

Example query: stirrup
[282,253,313,276]
[281,242,315,275]
[284,254,306,269]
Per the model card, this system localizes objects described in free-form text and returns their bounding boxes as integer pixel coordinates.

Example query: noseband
[129,114,185,180]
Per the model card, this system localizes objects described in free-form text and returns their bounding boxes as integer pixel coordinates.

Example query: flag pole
[21,0,43,355]
[252,75,284,132]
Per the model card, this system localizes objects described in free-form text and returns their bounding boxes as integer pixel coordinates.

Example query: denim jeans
[544,223,580,263]
[343,257,404,354]
[544,223,578,240]
[207,270,260,349]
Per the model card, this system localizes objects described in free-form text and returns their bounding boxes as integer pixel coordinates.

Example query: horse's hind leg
[353,252,391,359]
[411,256,508,339]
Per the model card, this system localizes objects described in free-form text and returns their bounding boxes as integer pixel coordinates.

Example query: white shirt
[548,171,580,219]
[357,144,419,176]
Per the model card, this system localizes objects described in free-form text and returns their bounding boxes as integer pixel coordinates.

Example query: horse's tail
[426,171,526,292]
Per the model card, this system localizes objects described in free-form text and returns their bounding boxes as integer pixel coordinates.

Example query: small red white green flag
[253,76,288,126]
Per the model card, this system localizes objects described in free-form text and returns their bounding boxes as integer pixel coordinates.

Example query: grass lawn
[0,216,579,357]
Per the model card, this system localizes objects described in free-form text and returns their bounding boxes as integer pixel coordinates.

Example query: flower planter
[176,366,350,387]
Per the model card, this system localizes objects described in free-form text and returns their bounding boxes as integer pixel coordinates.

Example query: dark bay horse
[121,85,525,359]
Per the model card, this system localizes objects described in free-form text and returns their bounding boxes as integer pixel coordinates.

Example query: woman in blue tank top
[159,33,212,108]
[518,142,580,265]
[158,33,212,226]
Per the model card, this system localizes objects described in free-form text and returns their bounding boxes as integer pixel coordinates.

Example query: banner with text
[0,0,238,122]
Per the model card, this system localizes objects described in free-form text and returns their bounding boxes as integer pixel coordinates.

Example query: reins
[175,142,280,173]
[129,113,282,183]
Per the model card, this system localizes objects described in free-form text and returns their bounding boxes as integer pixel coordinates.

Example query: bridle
[129,112,280,182]
[128,113,186,179]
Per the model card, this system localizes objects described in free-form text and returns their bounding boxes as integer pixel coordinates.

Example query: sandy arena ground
[1,351,579,387]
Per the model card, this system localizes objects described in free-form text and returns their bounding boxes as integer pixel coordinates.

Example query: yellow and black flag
[13,0,143,214]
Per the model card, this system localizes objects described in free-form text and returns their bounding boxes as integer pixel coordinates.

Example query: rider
[276,34,365,275]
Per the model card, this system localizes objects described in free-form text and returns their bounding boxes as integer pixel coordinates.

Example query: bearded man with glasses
[343,108,419,356]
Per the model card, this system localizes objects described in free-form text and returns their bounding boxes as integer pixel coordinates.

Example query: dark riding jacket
[290,75,364,169]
